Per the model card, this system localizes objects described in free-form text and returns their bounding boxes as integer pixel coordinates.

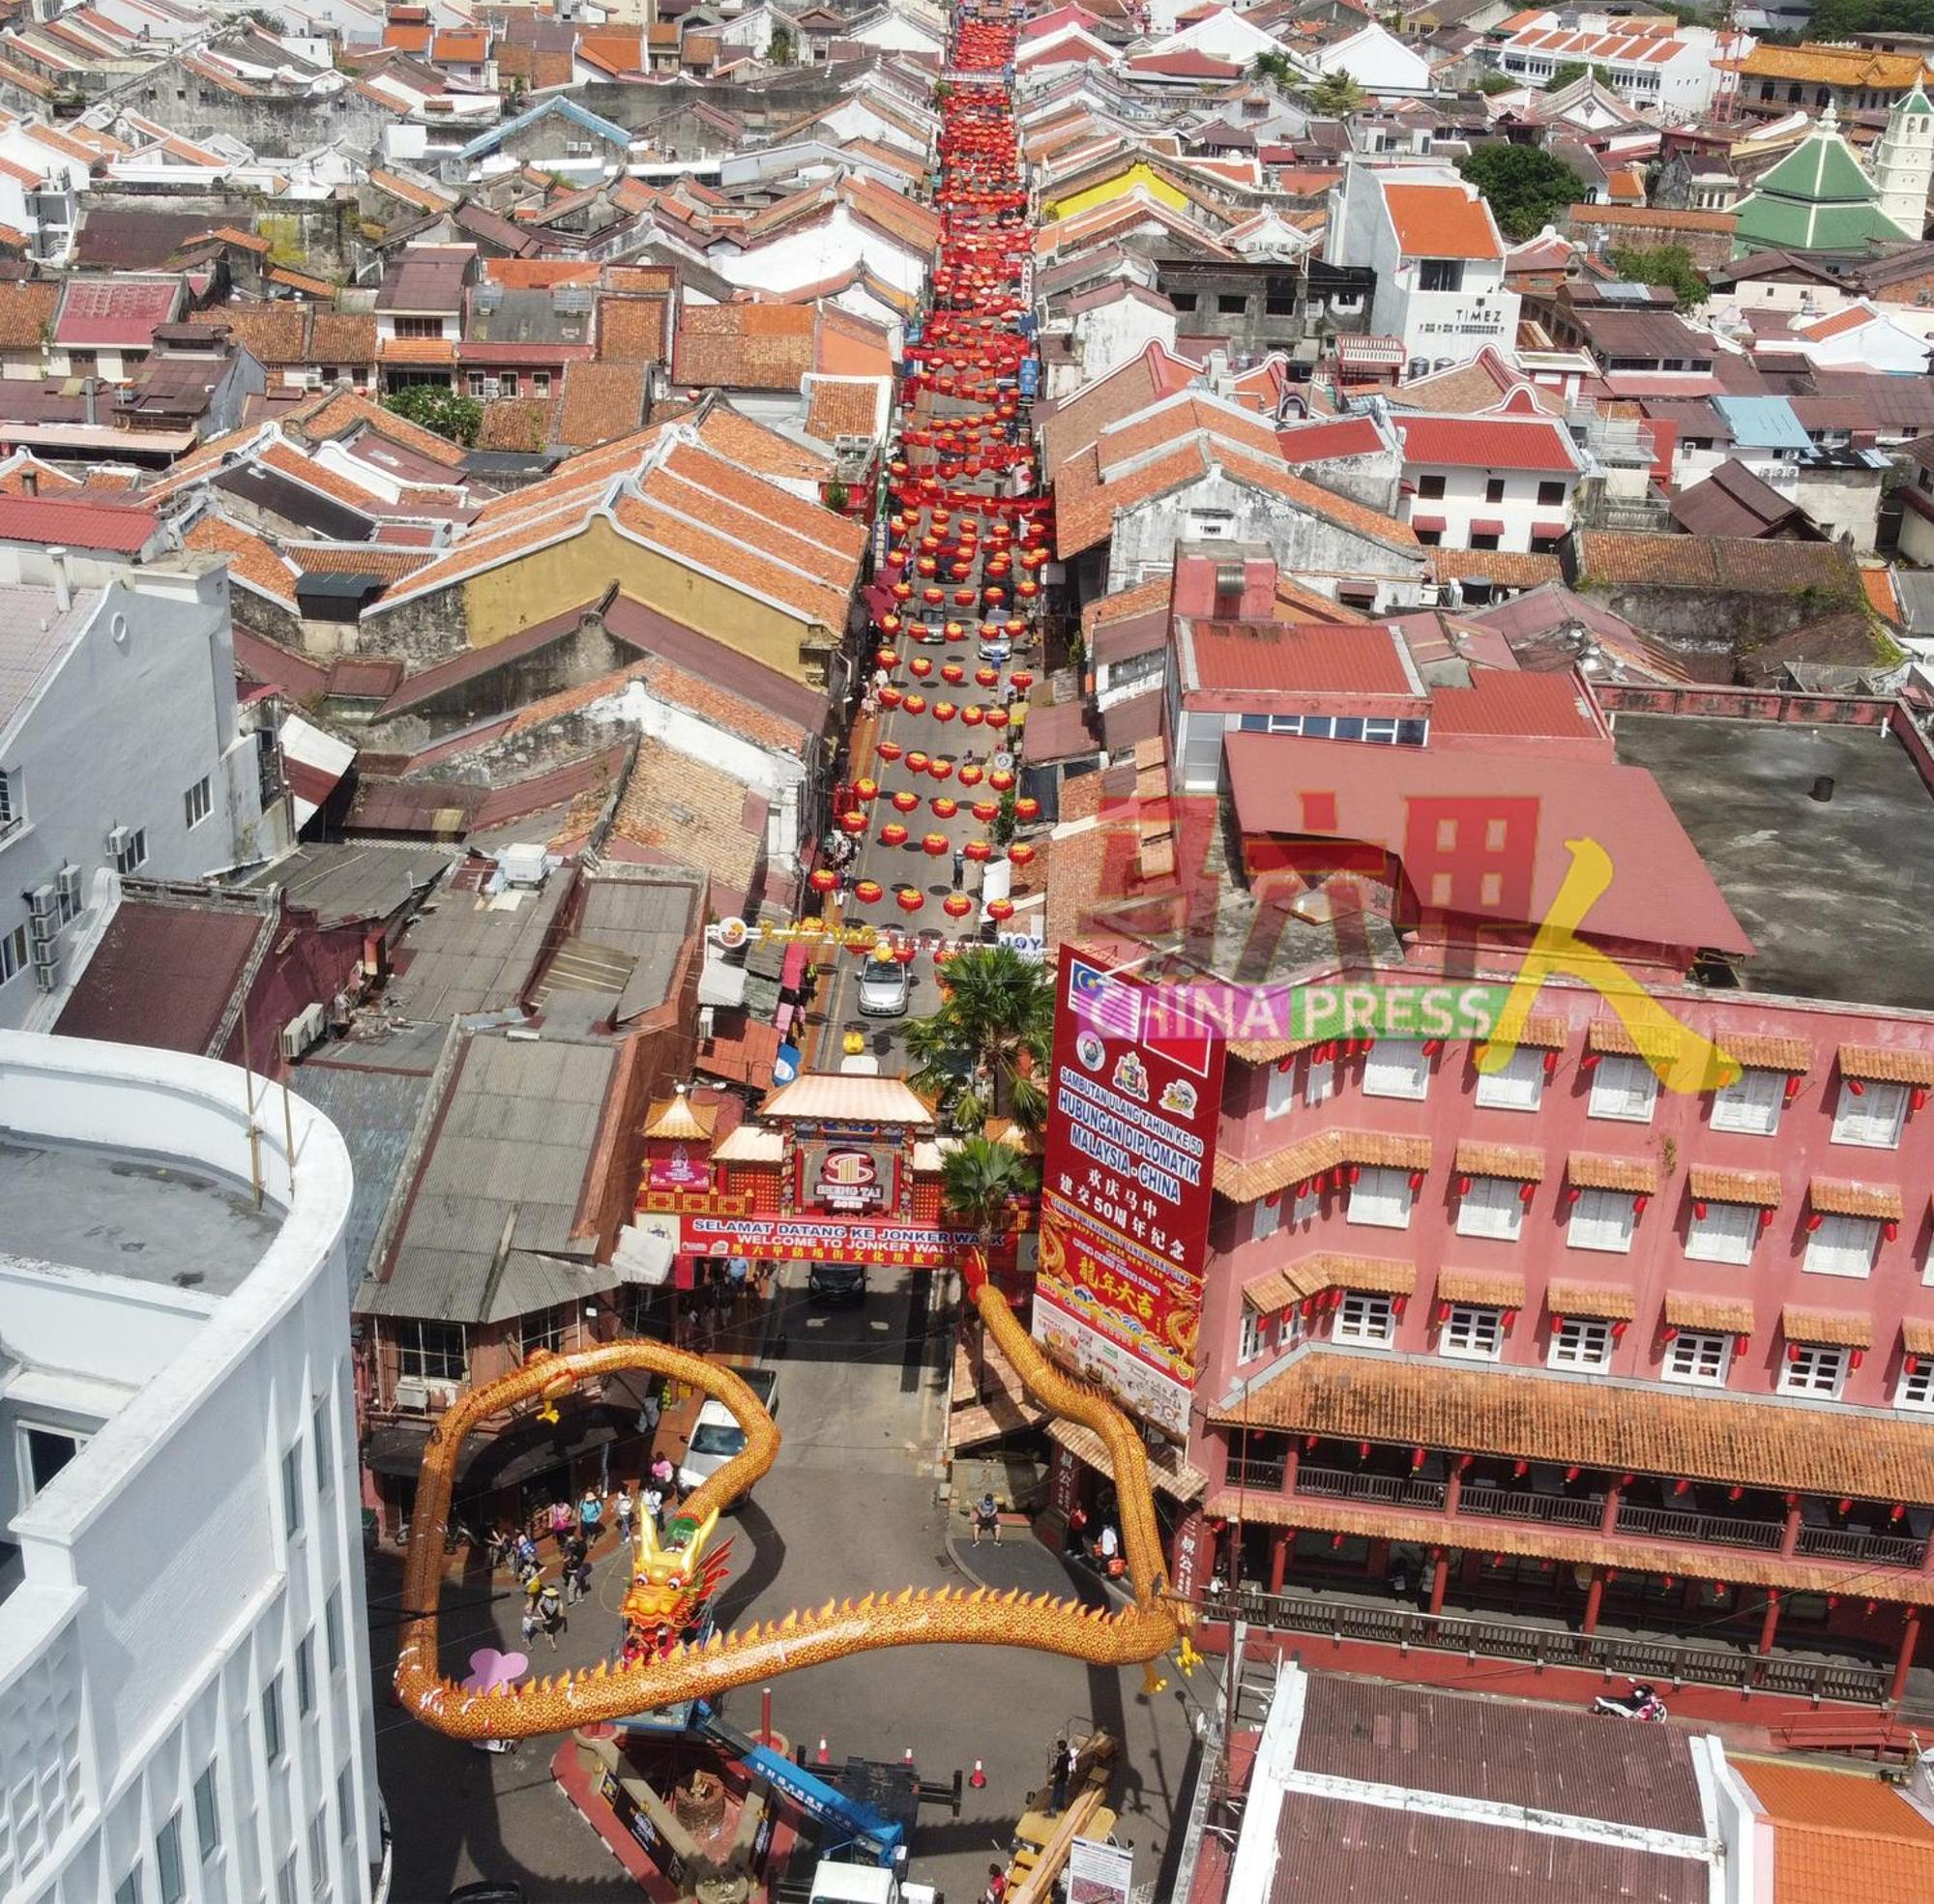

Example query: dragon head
[622,1504,723,1631]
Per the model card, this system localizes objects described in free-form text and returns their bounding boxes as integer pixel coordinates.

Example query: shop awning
[1410,514,1447,534]
[1047,1418,1206,1504]
[1469,517,1507,536]
[363,1404,632,1494]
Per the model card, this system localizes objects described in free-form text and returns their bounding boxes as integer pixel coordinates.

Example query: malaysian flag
[1070,959,1140,1040]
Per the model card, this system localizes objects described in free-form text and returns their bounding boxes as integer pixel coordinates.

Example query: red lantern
[963,839,993,863]
[1783,1072,1802,1103]
[892,942,919,967]
[942,661,967,686]
[1913,1086,1928,1112]
[903,693,928,716]
[891,790,920,814]
[1693,1200,1709,1220]
[1010,671,1035,693]
[1456,1175,1472,1195]
[943,893,973,919]
[961,705,985,727]
[876,649,899,671]
[989,770,1014,792]
[1014,795,1040,820]
[958,762,984,785]
[929,757,954,781]
[854,880,884,905]
[809,867,837,894]
[839,809,867,835]
[879,823,909,848]
[1757,1206,1774,1230]
[923,833,949,857]
[1848,1077,1866,1097]
[933,701,958,723]
[853,777,880,805]
[896,888,924,914]
[972,800,1000,823]
[1804,1211,1824,1232]
[909,656,933,678]
[1008,841,1037,867]
[906,752,930,776]
[1518,1181,1536,1203]
[879,685,904,709]
[986,897,1015,922]
[1542,1049,1559,1076]
[932,797,959,820]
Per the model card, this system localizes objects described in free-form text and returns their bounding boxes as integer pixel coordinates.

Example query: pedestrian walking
[643,1480,665,1534]
[520,1603,541,1649]
[952,847,966,891]
[614,1486,635,1545]
[547,1496,573,1551]
[973,1492,1000,1546]
[571,1555,593,1603]
[538,1583,564,1649]
[982,1864,1009,1904]
[579,1487,603,1539]
[1048,1738,1071,1815]
[651,1452,675,1492]
[635,1389,661,1437]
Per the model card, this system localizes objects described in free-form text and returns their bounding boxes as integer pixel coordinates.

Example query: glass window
[1416,472,1446,499]
[1347,1166,1413,1230]
[1265,1064,1296,1116]
[21,1423,83,1500]
[1685,1200,1756,1265]
[325,1588,342,1673]
[337,1766,355,1844]
[1291,1186,1319,1226]
[1484,476,1507,504]
[1548,1318,1613,1370]
[1779,1345,1848,1398]
[1251,1195,1281,1243]
[1568,1188,1635,1254]
[193,1763,220,1860]
[282,1443,303,1539]
[277,1852,298,1904]
[1456,1175,1524,1241]
[183,776,211,830]
[520,1304,570,1358]
[1712,1067,1783,1135]
[1537,480,1568,507]
[157,1814,184,1904]
[1589,1055,1657,1123]
[312,1395,331,1493]
[1363,1038,1427,1100]
[1663,1330,1731,1387]
[308,1807,327,1894]
[1240,1309,1271,1361]
[1441,1304,1502,1361]
[296,1630,315,1717]
[1304,1056,1334,1106]
[114,1873,140,1904]
[1803,1213,1878,1278]
[113,827,147,875]
[394,1318,466,1382]
[1335,1292,1395,1346]
[1832,1078,1905,1148]
[263,1673,285,1764]
[1475,1045,1543,1111]
[1896,1361,1934,1411]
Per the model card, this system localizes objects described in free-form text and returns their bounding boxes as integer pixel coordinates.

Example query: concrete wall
[81,189,361,279]
[0,561,275,1034]
[0,1031,376,1904]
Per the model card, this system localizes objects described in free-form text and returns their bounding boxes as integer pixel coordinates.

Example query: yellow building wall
[1045,163,1189,223]
[458,516,831,682]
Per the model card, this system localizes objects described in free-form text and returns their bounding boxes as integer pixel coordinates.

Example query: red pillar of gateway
[1890,1605,1921,1706]
[1581,1568,1605,1635]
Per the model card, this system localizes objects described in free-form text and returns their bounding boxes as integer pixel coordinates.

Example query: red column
[1890,1606,1921,1705]
[1282,1440,1301,1496]
[1780,1500,1802,1560]
[1444,1462,1463,1518]
[1427,1545,1448,1615]
[1268,1530,1288,1595]
[1581,1568,1604,1635]
[1599,1478,1623,1537]
[1757,1591,1782,1658]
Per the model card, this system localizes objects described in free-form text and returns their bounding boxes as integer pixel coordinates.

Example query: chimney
[20,466,36,497]
[48,545,70,612]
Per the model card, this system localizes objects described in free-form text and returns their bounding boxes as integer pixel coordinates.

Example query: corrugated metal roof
[1712,394,1812,451]
[1188,621,1414,696]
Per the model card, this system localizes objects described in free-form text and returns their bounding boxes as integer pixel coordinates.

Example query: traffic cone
[815,1737,831,1765]
[970,1759,987,1789]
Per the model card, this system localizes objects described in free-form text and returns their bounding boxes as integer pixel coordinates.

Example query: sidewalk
[947,1516,1110,1610]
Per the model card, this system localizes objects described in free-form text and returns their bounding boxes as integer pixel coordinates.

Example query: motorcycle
[1593,1681,1668,1721]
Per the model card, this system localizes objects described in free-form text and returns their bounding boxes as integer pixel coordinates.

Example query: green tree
[1250,49,1298,87]
[1607,242,1709,309]
[1543,60,1610,92]
[902,943,1053,1132]
[1808,0,1934,35]
[383,384,483,447]
[1455,142,1585,240]
[1476,71,1518,96]
[768,23,796,65]
[1306,71,1366,117]
[940,1133,1040,1245]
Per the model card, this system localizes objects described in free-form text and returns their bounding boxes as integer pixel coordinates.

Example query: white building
[0,509,289,1031]
[1390,387,1590,552]
[1303,23,1435,99]
[1327,163,1521,376]
[0,1029,380,1904]
[1483,13,1748,119]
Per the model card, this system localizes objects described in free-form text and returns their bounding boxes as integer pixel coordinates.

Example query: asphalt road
[366,1264,1206,1903]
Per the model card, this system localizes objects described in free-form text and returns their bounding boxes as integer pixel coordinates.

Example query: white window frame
[155,1814,184,1904]
[1803,1213,1879,1278]
[1568,1187,1635,1254]
[1347,1165,1414,1230]
[281,1443,303,1539]
[1240,1309,1269,1362]
[1831,1078,1906,1149]
[1335,1291,1395,1346]
[113,826,147,875]
[1304,1054,1334,1106]
[308,1807,327,1895]
[1265,1064,1296,1117]
[1441,1303,1504,1362]
[1548,1317,1614,1370]
[193,1764,220,1860]
[325,1587,343,1673]
[263,1674,285,1765]
[1711,1067,1783,1135]
[1363,1038,1428,1100]
[533,370,551,396]
[1895,1361,1934,1411]
[296,1630,314,1718]
[1455,1175,1524,1242]
[183,776,211,830]
[1663,1329,1731,1387]
[1251,1196,1281,1243]
[500,370,520,398]
[1475,1044,1543,1111]
[0,921,26,984]
[1290,1186,1319,1226]
[1685,1199,1756,1265]
[1778,1344,1849,1398]
[1275,1305,1304,1350]
[1589,1054,1657,1123]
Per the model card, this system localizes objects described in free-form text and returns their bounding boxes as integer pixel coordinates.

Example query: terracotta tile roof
[284,543,431,583]
[301,390,469,467]
[1453,1140,1543,1181]
[1212,1350,1934,1500]
[1099,395,1279,467]
[614,491,851,632]
[1382,181,1502,260]
[1214,1128,1432,1203]
[1546,1279,1637,1321]
[1808,1176,1903,1221]
[0,454,80,495]
[648,445,863,589]
[1435,1269,1526,1308]
[185,513,296,606]
[1202,1487,1934,1604]
[1485,1013,1568,1049]
[1904,1317,1934,1356]
[1571,531,1859,596]
[1055,438,1208,559]
[259,441,390,514]
[555,360,648,450]
[611,735,763,899]
[1739,1760,1934,1904]
[838,175,943,255]
[805,376,884,443]
[1664,1291,1758,1334]
[221,303,309,366]
[368,167,455,214]
[1717,1033,1811,1071]
[636,655,809,752]
[1585,1017,1686,1062]
[378,336,455,366]
[0,279,56,353]
[475,395,558,453]
[1295,1253,1416,1299]
[596,294,666,366]
[1781,1304,1872,1350]
[1082,575,1167,634]
[671,302,814,392]
[1429,547,1565,588]
[1687,1164,1781,1207]
[1567,1151,1658,1194]
[1837,1042,1934,1086]
[310,312,376,365]
[267,267,338,300]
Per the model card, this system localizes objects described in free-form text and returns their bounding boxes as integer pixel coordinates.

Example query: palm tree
[941,1134,1041,1245]
[903,944,1053,1133]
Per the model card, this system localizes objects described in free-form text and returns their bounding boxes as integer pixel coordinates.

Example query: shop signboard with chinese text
[680,1213,986,1269]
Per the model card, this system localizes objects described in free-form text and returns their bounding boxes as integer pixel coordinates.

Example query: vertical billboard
[1033,952,1224,1437]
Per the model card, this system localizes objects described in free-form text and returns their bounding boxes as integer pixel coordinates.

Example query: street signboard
[1033,952,1224,1435]
[1069,1835,1132,1904]
[772,1040,801,1086]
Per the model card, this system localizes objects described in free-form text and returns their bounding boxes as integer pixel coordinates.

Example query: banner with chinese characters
[678,1213,984,1269]
[1034,953,1224,1433]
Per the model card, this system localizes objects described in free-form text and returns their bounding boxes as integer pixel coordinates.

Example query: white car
[856,957,910,1016]
[678,1396,750,1499]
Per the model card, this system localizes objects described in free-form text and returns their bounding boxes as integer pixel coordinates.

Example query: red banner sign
[678,1213,986,1268]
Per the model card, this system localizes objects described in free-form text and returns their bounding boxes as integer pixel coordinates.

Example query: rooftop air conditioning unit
[57,864,81,918]
[31,936,57,989]
[393,1376,429,1412]
[280,1001,326,1061]
[105,825,132,858]
[425,1381,461,1412]
[834,432,871,454]
[25,883,56,933]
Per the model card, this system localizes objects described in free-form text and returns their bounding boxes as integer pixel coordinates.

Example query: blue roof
[454,96,633,164]
[1711,395,1812,452]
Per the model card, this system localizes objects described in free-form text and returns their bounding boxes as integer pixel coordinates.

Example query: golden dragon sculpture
[393,1254,1192,1739]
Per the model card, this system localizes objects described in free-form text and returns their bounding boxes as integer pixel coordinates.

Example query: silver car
[677,1397,748,1499]
[856,956,910,1016]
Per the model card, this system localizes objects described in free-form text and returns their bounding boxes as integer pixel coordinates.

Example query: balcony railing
[1298,1465,1447,1510]
[1226,1457,1286,1491]
[1795,1525,1925,1568]
[1458,1485,1603,1529]
[1615,1504,1784,1552]
[1203,1586,1891,1707]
